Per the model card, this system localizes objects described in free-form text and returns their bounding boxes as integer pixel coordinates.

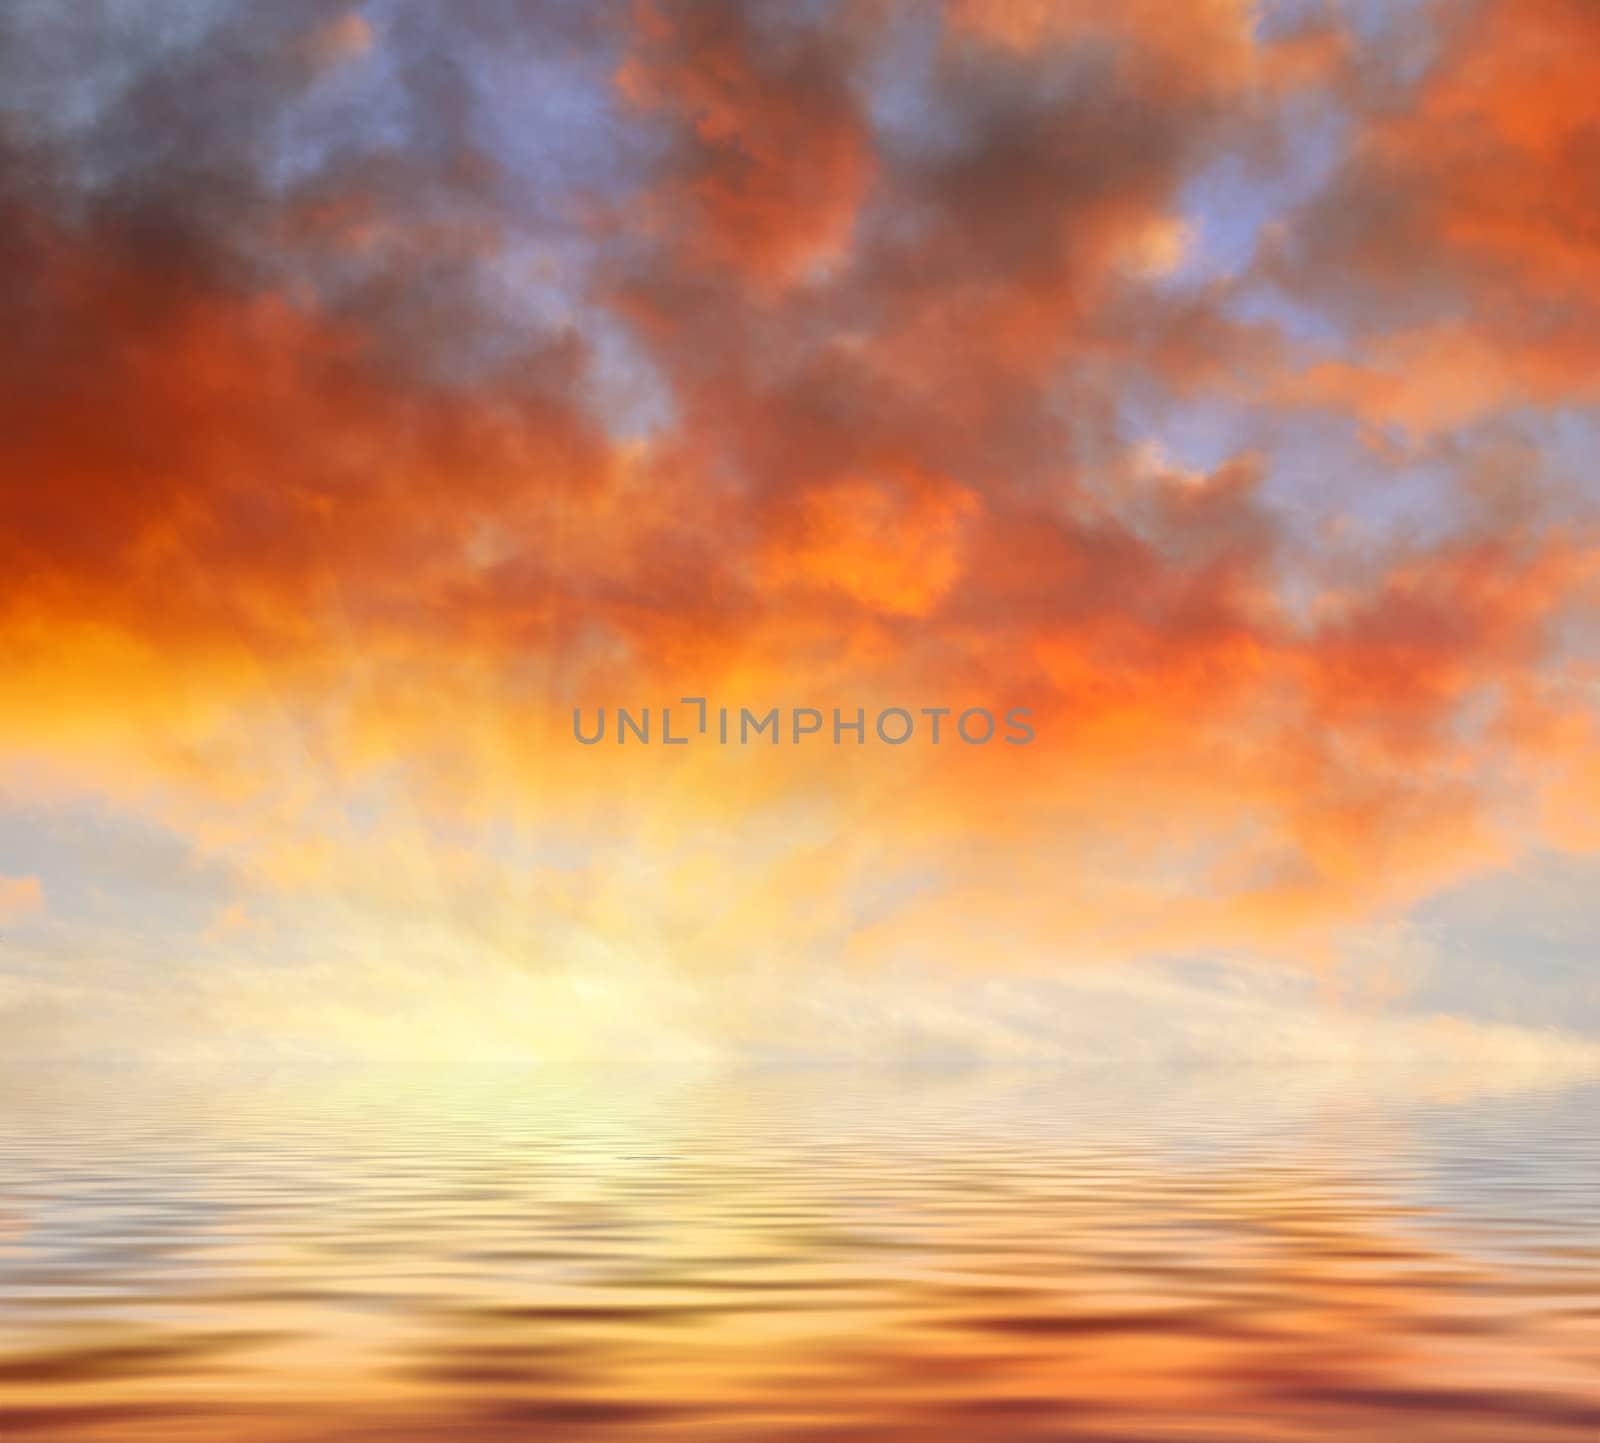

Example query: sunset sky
[1,0,1597,1064]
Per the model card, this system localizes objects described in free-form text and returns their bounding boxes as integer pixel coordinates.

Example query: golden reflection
[0,1065,1598,1441]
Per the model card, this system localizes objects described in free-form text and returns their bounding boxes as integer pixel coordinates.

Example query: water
[2,1063,1598,1440]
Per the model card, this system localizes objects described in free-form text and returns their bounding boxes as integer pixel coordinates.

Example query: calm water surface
[1,1063,1598,1440]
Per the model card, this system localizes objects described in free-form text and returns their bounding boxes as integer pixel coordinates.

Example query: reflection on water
[1,1063,1599,1441]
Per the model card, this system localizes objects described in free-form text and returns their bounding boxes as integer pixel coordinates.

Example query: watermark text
[574,699,1034,746]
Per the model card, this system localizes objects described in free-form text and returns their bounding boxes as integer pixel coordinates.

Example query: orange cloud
[306,11,375,71]
[760,468,979,616]
[617,0,873,289]
[947,0,1258,96]
[1274,0,1600,421]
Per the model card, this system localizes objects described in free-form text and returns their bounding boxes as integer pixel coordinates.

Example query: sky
[0,0,1597,1066]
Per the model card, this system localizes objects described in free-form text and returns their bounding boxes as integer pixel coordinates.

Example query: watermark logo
[574,698,1033,746]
